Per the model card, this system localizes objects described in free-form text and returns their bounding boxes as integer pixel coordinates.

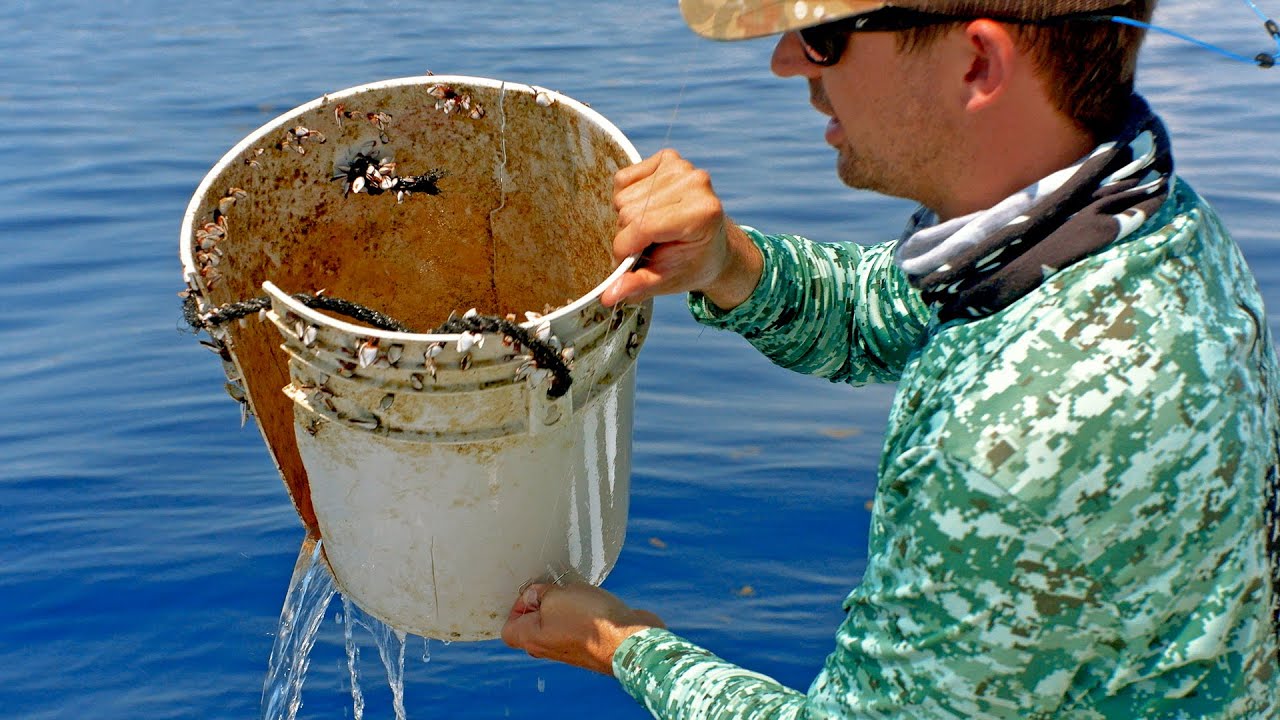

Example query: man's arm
[605,148,930,383]
[689,228,929,384]
[503,448,1118,720]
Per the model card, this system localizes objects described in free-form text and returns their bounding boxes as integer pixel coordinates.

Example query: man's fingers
[612,216,650,261]
[613,148,678,196]
[503,583,552,645]
[603,269,658,307]
[606,263,694,307]
[512,584,544,614]
[501,609,533,649]
[613,206,701,260]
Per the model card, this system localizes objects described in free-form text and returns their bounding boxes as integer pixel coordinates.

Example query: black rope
[184,293,415,333]
[433,315,572,398]
[182,292,572,397]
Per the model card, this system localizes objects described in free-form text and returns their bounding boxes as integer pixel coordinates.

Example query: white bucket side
[297,366,636,640]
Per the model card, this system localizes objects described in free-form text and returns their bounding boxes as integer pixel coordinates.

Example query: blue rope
[1107,0,1280,69]
[1110,16,1260,65]
[1243,0,1272,24]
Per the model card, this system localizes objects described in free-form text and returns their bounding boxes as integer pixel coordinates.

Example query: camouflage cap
[679,0,1134,40]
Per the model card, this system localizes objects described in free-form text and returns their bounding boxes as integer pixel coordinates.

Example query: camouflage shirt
[612,180,1280,718]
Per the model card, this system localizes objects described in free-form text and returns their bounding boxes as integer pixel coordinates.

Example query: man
[503,1,1280,717]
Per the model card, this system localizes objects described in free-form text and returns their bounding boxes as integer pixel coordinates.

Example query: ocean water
[1,1,1277,718]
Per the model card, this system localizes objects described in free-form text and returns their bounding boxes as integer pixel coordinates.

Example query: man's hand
[501,581,665,676]
[603,149,762,310]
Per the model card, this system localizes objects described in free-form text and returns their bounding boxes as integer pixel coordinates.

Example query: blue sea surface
[1,1,1277,718]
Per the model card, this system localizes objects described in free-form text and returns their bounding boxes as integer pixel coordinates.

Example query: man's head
[897,2,1156,139]
[684,0,1155,217]
[683,0,1155,139]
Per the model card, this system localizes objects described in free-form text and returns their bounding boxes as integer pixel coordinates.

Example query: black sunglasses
[798,8,971,66]
[797,7,1102,66]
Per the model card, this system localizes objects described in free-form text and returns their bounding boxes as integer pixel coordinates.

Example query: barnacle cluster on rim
[182,182,257,429]
[187,186,248,294]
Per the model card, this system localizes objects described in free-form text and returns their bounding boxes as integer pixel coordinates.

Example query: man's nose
[771,31,823,78]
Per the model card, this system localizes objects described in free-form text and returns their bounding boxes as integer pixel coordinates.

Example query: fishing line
[1102,0,1280,68]
[579,37,698,399]
[528,35,702,594]
[630,37,700,271]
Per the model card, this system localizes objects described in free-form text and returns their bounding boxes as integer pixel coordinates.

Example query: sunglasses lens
[799,26,840,65]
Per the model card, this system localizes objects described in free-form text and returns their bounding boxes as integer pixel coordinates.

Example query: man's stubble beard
[833,106,954,207]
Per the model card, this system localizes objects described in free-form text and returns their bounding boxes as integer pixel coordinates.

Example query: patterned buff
[896,95,1173,323]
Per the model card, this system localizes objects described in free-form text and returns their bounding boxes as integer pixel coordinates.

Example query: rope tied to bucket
[182,292,414,333]
[182,292,573,397]
[433,312,572,398]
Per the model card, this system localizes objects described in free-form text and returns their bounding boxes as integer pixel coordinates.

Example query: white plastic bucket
[180,76,650,640]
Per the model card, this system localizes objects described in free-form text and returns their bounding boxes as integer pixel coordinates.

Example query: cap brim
[680,0,889,40]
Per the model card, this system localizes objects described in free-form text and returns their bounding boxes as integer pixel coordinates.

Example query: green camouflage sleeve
[611,449,1123,720]
[688,227,930,384]
[613,629,807,720]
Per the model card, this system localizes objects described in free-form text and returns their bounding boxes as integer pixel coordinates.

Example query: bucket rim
[262,269,639,342]
[180,74,645,335]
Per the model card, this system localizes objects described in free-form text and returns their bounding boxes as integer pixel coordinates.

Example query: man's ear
[960,19,1019,112]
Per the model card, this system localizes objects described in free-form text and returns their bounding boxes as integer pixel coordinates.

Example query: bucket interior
[182,78,637,529]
